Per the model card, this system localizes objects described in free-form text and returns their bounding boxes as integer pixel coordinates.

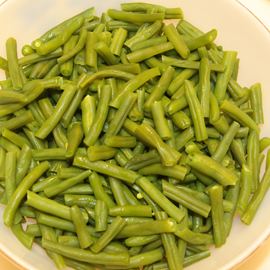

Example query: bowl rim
[0,0,270,269]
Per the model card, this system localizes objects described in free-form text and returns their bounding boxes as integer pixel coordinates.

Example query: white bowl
[0,0,270,269]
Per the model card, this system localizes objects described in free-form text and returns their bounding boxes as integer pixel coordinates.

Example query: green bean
[236,164,252,215]
[74,155,137,184]
[65,194,96,209]
[184,80,208,141]
[87,145,117,161]
[108,248,164,269]
[121,3,183,19]
[0,110,35,134]
[103,93,138,142]
[5,152,17,202]
[84,32,99,71]
[44,170,91,197]
[66,122,84,158]
[27,190,88,222]
[138,164,187,182]
[131,37,166,54]
[36,16,84,55]
[163,23,189,59]
[247,129,260,193]
[32,175,62,193]
[109,205,152,217]
[227,78,246,100]
[18,47,62,67]
[63,257,95,270]
[162,180,211,218]
[58,35,78,76]
[3,161,50,227]
[126,42,174,63]
[6,37,22,90]
[185,29,217,51]
[220,100,260,135]
[124,149,160,171]
[81,95,96,136]
[135,123,180,167]
[107,9,165,23]
[95,200,108,232]
[125,21,162,49]
[115,218,177,239]
[32,148,66,161]
[186,152,238,186]
[110,28,128,56]
[94,41,119,66]
[150,101,171,140]
[23,128,46,150]
[84,85,111,146]
[259,137,270,153]
[125,234,160,247]
[0,90,26,105]
[208,185,225,248]
[91,216,127,253]
[211,121,240,163]
[38,98,67,148]
[214,51,238,104]
[250,82,264,124]
[106,21,139,32]
[70,205,93,249]
[144,66,175,113]
[11,223,34,250]
[183,250,211,267]
[42,238,130,266]
[110,68,160,109]
[89,171,117,208]
[154,211,183,270]
[2,128,32,149]
[136,177,185,223]
[99,31,112,47]
[35,211,66,269]
[35,82,77,139]
[34,7,94,43]
[175,224,213,245]
[162,55,225,73]
[58,28,87,67]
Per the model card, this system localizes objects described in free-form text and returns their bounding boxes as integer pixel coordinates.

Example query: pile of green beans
[0,2,269,270]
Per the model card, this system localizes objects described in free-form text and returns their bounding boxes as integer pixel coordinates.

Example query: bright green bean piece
[66,122,84,158]
[137,177,185,223]
[35,82,77,139]
[126,42,174,63]
[162,180,211,218]
[42,238,130,266]
[6,37,22,90]
[184,80,208,141]
[36,16,84,55]
[214,51,238,104]
[186,152,238,186]
[71,205,93,249]
[74,155,138,184]
[107,9,165,23]
[220,100,260,135]
[44,170,91,197]
[11,223,34,250]
[209,185,225,248]
[109,205,152,217]
[95,200,108,232]
[91,216,127,253]
[84,85,111,146]
[3,161,50,227]
[250,82,264,124]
